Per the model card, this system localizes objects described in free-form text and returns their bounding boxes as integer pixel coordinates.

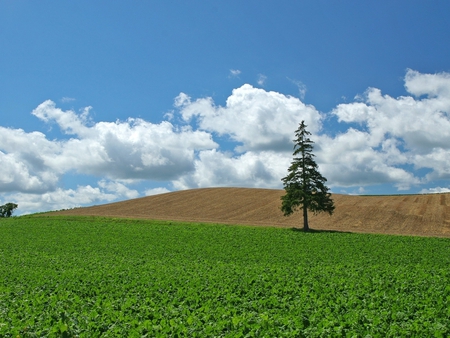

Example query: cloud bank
[321,69,450,189]
[1,70,450,214]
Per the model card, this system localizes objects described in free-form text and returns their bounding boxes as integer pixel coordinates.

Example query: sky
[1,1,450,215]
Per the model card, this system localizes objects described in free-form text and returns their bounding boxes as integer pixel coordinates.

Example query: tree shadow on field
[290,228,353,235]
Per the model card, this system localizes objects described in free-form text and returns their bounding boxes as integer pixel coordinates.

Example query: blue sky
[1,1,450,214]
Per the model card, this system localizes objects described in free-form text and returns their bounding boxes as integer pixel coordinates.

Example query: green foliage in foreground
[1,217,449,337]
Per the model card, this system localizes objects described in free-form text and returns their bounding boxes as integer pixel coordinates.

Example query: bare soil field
[51,187,450,237]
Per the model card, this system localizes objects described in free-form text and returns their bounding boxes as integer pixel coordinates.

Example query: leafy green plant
[0,216,449,336]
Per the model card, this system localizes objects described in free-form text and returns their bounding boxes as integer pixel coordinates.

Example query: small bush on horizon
[0,203,18,218]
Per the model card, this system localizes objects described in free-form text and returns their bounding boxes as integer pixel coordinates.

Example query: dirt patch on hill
[50,187,450,237]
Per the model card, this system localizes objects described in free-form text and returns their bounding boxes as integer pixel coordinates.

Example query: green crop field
[1,216,449,337]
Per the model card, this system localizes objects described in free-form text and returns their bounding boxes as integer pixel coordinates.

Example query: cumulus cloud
[32,100,93,137]
[6,185,117,215]
[0,101,217,195]
[175,84,322,152]
[0,128,60,193]
[0,101,217,213]
[333,72,450,153]
[2,70,450,214]
[30,101,218,180]
[323,69,450,189]
[173,149,290,190]
[3,179,149,215]
[171,85,318,189]
[98,179,140,200]
[317,131,420,190]
[405,69,450,98]
[420,186,450,194]
[145,187,171,196]
[173,70,450,192]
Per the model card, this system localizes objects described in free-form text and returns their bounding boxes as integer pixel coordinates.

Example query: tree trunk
[300,147,310,231]
[303,202,309,231]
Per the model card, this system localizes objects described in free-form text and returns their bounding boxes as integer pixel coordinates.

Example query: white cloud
[2,70,450,214]
[325,69,450,189]
[413,148,450,180]
[287,78,307,100]
[229,69,241,77]
[26,101,219,181]
[98,179,140,199]
[257,74,267,86]
[176,84,322,152]
[405,69,450,98]
[0,101,218,212]
[173,149,290,190]
[32,100,93,137]
[316,129,420,190]
[420,186,450,194]
[9,185,118,215]
[0,127,60,193]
[61,97,76,103]
[144,187,171,196]
[5,179,149,215]
[333,71,450,154]
[0,151,58,193]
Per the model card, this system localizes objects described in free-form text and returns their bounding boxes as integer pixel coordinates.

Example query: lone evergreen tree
[281,121,334,231]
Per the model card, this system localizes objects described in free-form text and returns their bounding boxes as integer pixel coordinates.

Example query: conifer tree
[281,121,334,231]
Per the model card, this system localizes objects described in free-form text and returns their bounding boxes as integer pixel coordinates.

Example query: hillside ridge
[51,187,450,237]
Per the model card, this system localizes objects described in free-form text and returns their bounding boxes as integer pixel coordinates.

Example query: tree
[0,203,18,218]
[281,121,334,231]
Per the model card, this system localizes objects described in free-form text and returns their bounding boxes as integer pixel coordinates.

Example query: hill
[51,187,450,237]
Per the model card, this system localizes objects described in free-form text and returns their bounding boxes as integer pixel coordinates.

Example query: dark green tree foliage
[281,121,334,231]
[0,203,18,218]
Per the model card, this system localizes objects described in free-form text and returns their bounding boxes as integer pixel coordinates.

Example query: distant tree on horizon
[0,203,18,218]
[281,121,334,231]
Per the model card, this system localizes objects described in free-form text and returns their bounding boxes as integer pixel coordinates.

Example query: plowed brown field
[51,187,450,237]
